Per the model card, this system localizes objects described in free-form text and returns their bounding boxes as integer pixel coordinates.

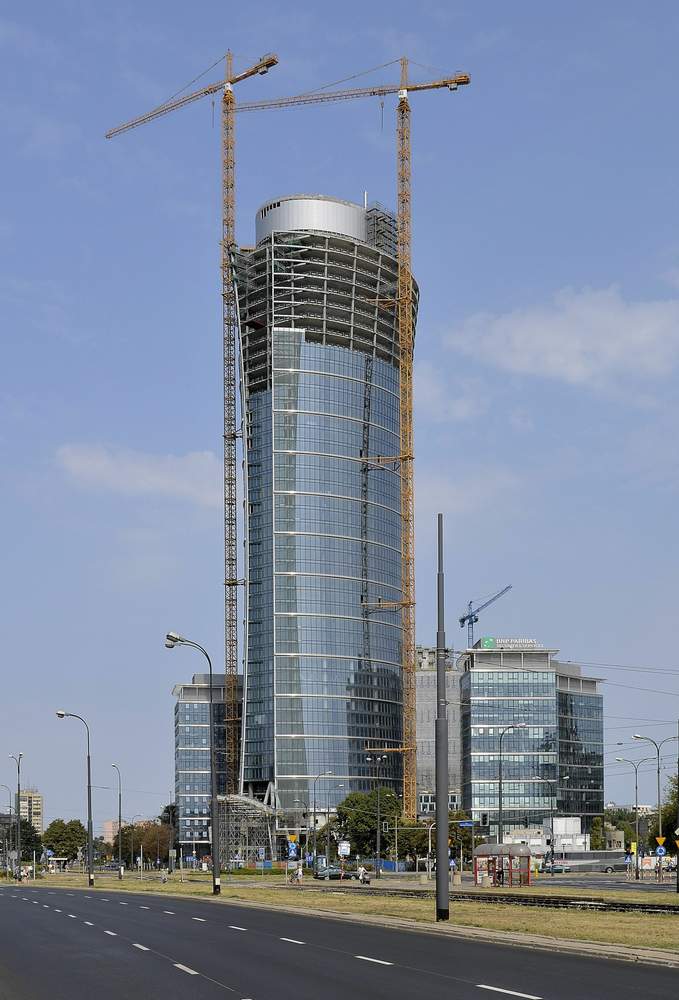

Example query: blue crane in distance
[459,586,512,649]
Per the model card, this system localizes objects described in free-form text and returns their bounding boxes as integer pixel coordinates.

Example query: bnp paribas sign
[480,637,542,650]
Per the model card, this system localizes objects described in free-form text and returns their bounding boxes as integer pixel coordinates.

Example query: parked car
[540,861,571,874]
[600,859,627,873]
[313,865,358,881]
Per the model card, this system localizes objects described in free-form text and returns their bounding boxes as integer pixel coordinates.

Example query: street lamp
[312,771,332,861]
[497,724,527,845]
[111,764,123,879]
[366,755,387,878]
[293,798,309,859]
[633,733,678,846]
[9,754,22,880]
[129,814,142,870]
[56,711,94,887]
[615,756,655,880]
[165,631,221,896]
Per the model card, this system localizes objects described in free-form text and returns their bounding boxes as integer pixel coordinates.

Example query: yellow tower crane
[106,51,278,798]
[106,57,470,819]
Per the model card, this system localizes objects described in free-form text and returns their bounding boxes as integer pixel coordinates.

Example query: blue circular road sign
[655,845,667,857]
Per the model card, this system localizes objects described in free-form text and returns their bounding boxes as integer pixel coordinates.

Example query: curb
[34,881,679,970]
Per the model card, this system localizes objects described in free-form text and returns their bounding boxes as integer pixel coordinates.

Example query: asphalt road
[535,873,679,894]
[0,884,676,999]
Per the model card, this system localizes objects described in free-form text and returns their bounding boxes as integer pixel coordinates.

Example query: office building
[415,645,462,815]
[460,638,604,838]
[17,789,44,836]
[102,819,120,845]
[233,195,417,823]
[173,672,243,851]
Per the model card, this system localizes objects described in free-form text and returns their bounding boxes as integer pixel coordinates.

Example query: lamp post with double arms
[9,755,22,880]
[56,712,94,887]
[366,754,387,878]
[312,771,332,861]
[615,756,655,880]
[497,724,526,845]
[165,632,221,895]
[111,764,123,879]
[632,733,679,847]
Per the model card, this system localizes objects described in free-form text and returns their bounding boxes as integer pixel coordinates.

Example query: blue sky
[2,1,678,833]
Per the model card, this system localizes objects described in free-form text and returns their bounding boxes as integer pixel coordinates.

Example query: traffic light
[480,812,489,828]
[382,821,389,833]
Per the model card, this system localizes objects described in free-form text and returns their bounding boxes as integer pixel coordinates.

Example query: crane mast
[397,57,417,819]
[222,52,239,795]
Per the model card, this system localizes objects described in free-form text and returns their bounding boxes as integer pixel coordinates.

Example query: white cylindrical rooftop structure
[255,194,367,244]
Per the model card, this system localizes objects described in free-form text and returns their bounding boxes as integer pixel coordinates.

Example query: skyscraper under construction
[233,195,418,826]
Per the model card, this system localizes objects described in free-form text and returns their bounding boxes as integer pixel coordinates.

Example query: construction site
[107,53,470,863]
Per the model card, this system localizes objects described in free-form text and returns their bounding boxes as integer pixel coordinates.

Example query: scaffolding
[218,794,277,865]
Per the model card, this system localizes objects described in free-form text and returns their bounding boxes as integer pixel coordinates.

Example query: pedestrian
[296,864,303,885]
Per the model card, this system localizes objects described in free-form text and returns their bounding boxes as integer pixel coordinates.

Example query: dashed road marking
[54,909,62,913]
[32,900,39,904]
[191,916,206,922]
[101,898,109,902]
[42,904,49,908]
[229,925,247,931]
[280,937,305,945]
[133,943,150,951]
[104,930,117,936]
[163,910,175,915]
[68,914,77,919]
[119,901,128,905]
[84,921,94,926]
[477,988,542,1000]
[139,906,150,910]
[174,963,199,976]
[355,955,393,966]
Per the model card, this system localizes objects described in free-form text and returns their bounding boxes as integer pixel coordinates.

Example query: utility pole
[9,754,23,880]
[676,719,679,895]
[435,513,449,921]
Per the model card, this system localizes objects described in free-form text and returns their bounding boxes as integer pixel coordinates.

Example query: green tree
[590,816,605,850]
[43,818,87,860]
[647,776,679,856]
[18,819,42,862]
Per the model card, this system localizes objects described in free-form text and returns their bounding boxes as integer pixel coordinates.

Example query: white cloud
[446,286,679,386]
[56,444,221,508]
[414,360,487,423]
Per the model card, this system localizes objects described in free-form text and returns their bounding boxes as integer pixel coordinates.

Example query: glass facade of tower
[460,641,603,837]
[233,196,417,823]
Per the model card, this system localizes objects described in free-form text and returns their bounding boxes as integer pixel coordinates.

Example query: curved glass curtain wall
[235,219,416,823]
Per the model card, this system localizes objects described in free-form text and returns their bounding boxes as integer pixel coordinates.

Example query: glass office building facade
[173,673,242,851]
[460,639,603,837]
[233,195,417,824]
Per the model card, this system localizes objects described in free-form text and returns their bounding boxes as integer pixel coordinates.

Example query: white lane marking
[84,895,91,899]
[280,937,305,945]
[174,964,199,976]
[139,906,150,909]
[54,909,62,913]
[477,988,542,1000]
[84,921,94,926]
[355,955,394,966]
[32,900,39,904]
[133,943,150,951]
[48,892,55,895]
[101,898,109,902]
[22,897,28,900]
[163,910,175,915]
[119,901,128,905]
[66,894,74,897]
[228,925,247,931]
[42,904,49,908]
[104,930,117,936]
[191,916,206,922]
[68,914,77,918]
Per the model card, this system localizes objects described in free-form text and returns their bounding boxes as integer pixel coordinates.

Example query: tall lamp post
[165,632,221,895]
[56,711,94,888]
[111,764,123,879]
[312,770,332,861]
[497,724,526,845]
[8,755,22,880]
[1,782,14,876]
[366,754,387,878]
[633,734,678,834]
[615,756,655,880]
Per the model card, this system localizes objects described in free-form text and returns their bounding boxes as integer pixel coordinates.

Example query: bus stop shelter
[473,844,531,887]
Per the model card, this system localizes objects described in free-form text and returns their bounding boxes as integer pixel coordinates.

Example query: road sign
[656,836,666,846]
[257,847,266,861]
[338,841,350,857]
[656,845,667,857]
[287,841,298,859]
[458,821,474,828]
